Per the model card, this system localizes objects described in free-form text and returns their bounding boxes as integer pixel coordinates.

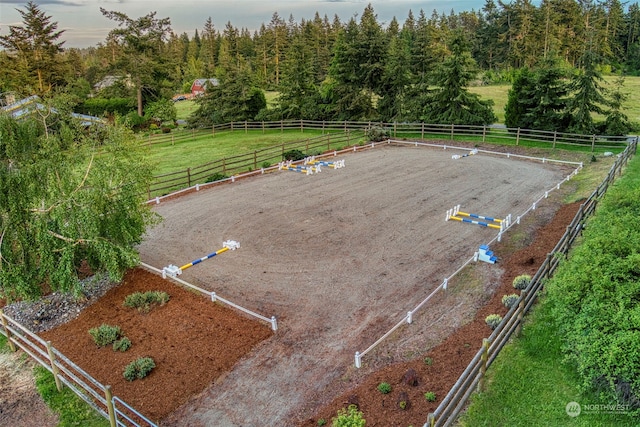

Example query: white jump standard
[163,240,240,277]
[446,205,511,233]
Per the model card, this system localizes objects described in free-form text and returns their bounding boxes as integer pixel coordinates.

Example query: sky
[0,0,499,48]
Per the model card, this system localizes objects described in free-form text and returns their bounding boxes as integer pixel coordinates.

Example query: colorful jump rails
[162,240,240,277]
[278,157,345,175]
[445,205,511,232]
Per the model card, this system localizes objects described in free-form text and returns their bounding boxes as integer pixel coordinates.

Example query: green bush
[124,291,169,313]
[546,155,640,408]
[424,391,437,402]
[205,172,228,183]
[112,337,131,352]
[332,404,365,427]
[123,357,156,381]
[317,419,327,426]
[282,149,306,161]
[512,274,532,290]
[502,294,520,309]
[377,382,392,394]
[423,356,433,366]
[365,125,390,142]
[485,314,503,330]
[88,324,121,347]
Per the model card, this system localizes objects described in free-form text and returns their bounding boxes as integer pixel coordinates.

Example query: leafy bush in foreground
[124,290,169,313]
[547,154,640,410]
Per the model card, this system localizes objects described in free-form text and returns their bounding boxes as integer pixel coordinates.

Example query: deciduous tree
[0,112,157,301]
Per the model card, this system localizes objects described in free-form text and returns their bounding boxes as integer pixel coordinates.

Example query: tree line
[0,1,638,133]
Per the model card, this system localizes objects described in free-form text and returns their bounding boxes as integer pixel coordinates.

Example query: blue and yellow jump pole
[163,240,240,277]
[446,205,510,233]
[304,156,346,169]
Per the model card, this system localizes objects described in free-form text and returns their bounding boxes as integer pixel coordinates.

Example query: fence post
[254,151,258,170]
[300,119,304,132]
[553,131,557,149]
[104,385,117,427]
[591,134,596,152]
[262,121,265,134]
[45,341,63,392]
[516,128,520,145]
[187,168,191,187]
[478,338,490,392]
[327,134,331,151]
[450,123,454,140]
[212,125,215,138]
[515,290,527,337]
[245,121,248,133]
[231,121,234,132]
[546,253,554,278]
[280,120,283,133]
[394,121,397,137]
[482,125,486,143]
[0,310,16,352]
[421,122,425,140]
[222,158,227,174]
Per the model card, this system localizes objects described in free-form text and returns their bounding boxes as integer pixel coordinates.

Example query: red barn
[191,78,219,97]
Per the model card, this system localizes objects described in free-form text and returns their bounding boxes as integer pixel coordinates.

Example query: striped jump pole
[452,149,478,160]
[304,156,346,169]
[446,205,510,232]
[163,240,240,277]
[278,161,319,175]
[449,215,502,230]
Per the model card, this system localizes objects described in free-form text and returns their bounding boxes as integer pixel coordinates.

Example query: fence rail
[424,137,637,427]
[0,310,156,427]
[144,120,630,199]
[0,264,280,427]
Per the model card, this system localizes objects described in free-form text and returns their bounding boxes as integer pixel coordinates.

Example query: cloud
[0,0,85,5]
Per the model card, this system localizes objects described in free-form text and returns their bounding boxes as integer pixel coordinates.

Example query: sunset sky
[0,0,523,48]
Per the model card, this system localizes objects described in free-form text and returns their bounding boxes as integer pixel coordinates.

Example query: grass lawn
[457,293,638,427]
[144,128,361,176]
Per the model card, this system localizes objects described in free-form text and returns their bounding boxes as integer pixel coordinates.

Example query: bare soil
[4,144,588,426]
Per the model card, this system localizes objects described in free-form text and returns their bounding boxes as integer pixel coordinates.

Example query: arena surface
[137,144,575,425]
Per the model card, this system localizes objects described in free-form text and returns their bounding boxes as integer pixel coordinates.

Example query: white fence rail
[354,142,585,367]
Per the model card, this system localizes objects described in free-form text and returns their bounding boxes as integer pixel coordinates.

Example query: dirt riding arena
[136,144,576,426]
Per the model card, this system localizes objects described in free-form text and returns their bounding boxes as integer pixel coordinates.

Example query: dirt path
[0,349,58,427]
[138,145,574,426]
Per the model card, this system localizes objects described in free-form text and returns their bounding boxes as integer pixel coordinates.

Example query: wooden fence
[0,264,278,427]
[144,120,630,199]
[423,138,638,427]
[0,310,156,427]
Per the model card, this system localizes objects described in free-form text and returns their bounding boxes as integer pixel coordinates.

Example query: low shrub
[317,419,326,426]
[88,324,121,347]
[282,149,306,161]
[112,337,131,352]
[424,391,437,402]
[332,404,365,427]
[205,172,228,183]
[366,125,390,142]
[377,382,392,394]
[123,357,155,381]
[424,356,433,366]
[485,314,503,330]
[513,274,532,290]
[124,291,169,313]
[502,293,520,309]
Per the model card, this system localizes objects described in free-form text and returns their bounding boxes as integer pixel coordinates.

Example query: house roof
[192,78,219,88]
[1,95,105,126]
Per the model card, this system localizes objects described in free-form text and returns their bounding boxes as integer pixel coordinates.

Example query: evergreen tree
[603,76,631,136]
[0,1,66,95]
[566,48,609,134]
[378,18,412,122]
[324,18,373,120]
[275,29,322,119]
[100,8,173,116]
[504,67,539,129]
[505,59,570,131]
[423,31,496,125]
